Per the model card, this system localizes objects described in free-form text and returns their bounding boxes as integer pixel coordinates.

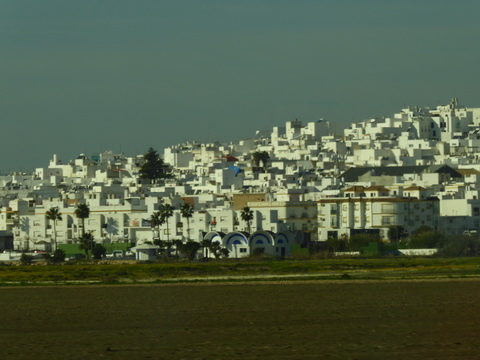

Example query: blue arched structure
[204,231,225,244]
[250,231,275,256]
[223,232,250,258]
[203,231,226,258]
[274,231,293,257]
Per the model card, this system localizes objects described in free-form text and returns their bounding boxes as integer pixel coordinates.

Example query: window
[382,216,393,225]
[240,248,247,253]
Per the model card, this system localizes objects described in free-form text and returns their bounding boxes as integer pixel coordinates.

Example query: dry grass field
[0,279,479,360]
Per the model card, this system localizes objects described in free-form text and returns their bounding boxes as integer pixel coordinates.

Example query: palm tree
[45,207,62,252]
[150,211,163,242]
[74,203,90,237]
[252,151,262,167]
[180,203,194,241]
[240,206,254,234]
[78,232,94,260]
[173,239,182,259]
[259,151,270,171]
[251,151,270,171]
[159,204,174,242]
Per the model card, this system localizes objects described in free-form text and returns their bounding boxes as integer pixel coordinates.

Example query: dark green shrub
[51,249,66,263]
[407,231,444,249]
[178,241,201,261]
[325,237,347,252]
[92,244,107,260]
[441,235,480,256]
[348,234,380,251]
[20,253,34,265]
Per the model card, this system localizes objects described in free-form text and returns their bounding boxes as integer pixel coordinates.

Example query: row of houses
[2,174,479,254]
[1,99,480,257]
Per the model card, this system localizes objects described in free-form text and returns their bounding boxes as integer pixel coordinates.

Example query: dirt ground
[0,279,479,360]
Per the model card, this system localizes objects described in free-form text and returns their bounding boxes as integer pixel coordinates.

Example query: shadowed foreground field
[0,280,479,360]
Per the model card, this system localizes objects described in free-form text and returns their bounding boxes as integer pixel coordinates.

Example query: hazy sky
[2,0,480,172]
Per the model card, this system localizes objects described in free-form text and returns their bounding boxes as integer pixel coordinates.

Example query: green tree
[51,249,66,263]
[348,234,380,251]
[442,235,480,256]
[240,206,254,234]
[411,225,434,237]
[208,242,229,259]
[173,239,183,259]
[178,241,201,261]
[155,239,174,259]
[150,211,163,241]
[259,151,270,170]
[326,237,347,252]
[78,232,95,260]
[252,151,262,167]
[92,244,107,259]
[74,203,90,237]
[251,151,270,171]
[46,207,62,252]
[139,147,171,182]
[20,253,34,265]
[219,247,229,258]
[407,231,444,249]
[159,204,174,242]
[180,203,194,241]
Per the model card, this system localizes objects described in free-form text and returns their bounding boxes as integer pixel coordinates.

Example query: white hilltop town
[1,97,480,260]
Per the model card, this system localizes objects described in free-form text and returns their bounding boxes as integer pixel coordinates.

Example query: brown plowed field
[0,280,479,360]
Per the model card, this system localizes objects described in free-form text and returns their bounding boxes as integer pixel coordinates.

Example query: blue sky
[1,1,480,172]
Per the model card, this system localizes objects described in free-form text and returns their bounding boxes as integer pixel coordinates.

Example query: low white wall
[334,251,361,257]
[398,249,438,256]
